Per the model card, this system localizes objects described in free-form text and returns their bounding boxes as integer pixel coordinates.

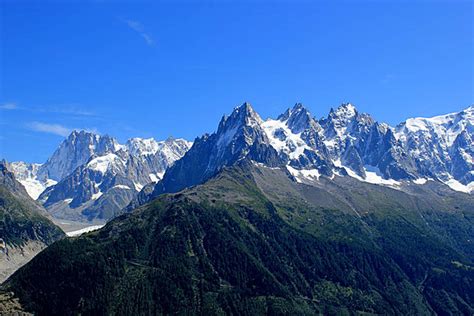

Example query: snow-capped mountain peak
[330,103,357,120]
[322,103,360,139]
[37,130,119,182]
[10,130,192,221]
[395,105,473,146]
[124,136,192,162]
[219,102,263,130]
[261,103,329,168]
[261,117,311,160]
[215,102,266,151]
[391,105,473,191]
[278,103,321,134]
[126,138,160,157]
[155,137,193,164]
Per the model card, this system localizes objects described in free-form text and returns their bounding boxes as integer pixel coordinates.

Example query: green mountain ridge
[2,162,473,315]
[0,186,64,247]
[0,162,65,288]
[0,163,64,247]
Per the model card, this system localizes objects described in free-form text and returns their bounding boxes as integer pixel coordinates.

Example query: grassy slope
[252,165,474,314]
[0,186,64,247]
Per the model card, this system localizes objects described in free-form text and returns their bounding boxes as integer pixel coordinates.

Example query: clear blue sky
[1,0,472,163]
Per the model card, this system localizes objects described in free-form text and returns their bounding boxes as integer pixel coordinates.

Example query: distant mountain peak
[35,134,192,221]
[227,102,263,127]
[277,103,321,135]
[330,102,357,119]
[165,135,177,142]
[278,102,309,119]
[126,137,159,157]
[37,131,119,181]
[215,102,265,150]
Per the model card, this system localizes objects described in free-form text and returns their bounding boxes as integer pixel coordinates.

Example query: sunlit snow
[286,165,320,183]
[87,153,124,174]
[66,225,105,237]
[261,119,310,159]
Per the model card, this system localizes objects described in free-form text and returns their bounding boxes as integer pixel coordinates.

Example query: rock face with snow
[124,137,192,186]
[37,135,192,221]
[8,161,57,199]
[147,103,281,197]
[395,106,473,187]
[133,102,473,209]
[37,130,121,182]
[8,103,473,222]
[9,131,118,200]
[319,103,419,180]
[264,103,333,175]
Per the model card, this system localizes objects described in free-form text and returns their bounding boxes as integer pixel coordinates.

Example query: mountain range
[134,103,473,209]
[1,102,472,315]
[7,103,473,222]
[10,132,191,222]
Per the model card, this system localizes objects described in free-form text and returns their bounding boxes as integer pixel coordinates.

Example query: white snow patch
[87,153,123,174]
[413,178,428,185]
[287,166,320,183]
[395,106,473,146]
[149,173,159,182]
[262,119,311,159]
[338,163,400,187]
[126,138,160,156]
[66,225,105,237]
[91,191,103,200]
[10,161,57,199]
[133,182,143,191]
[444,179,474,193]
[17,178,57,200]
[364,165,401,186]
[403,118,430,134]
[333,103,356,120]
[112,185,131,190]
[252,161,281,170]
[323,139,337,151]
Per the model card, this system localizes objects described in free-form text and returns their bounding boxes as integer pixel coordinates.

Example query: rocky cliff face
[149,103,280,196]
[35,135,192,222]
[37,131,121,182]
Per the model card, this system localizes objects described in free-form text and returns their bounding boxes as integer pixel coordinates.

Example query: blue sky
[1,0,472,163]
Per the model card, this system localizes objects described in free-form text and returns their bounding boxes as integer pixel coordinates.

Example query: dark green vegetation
[0,186,64,247]
[0,163,64,248]
[4,163,474,315]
